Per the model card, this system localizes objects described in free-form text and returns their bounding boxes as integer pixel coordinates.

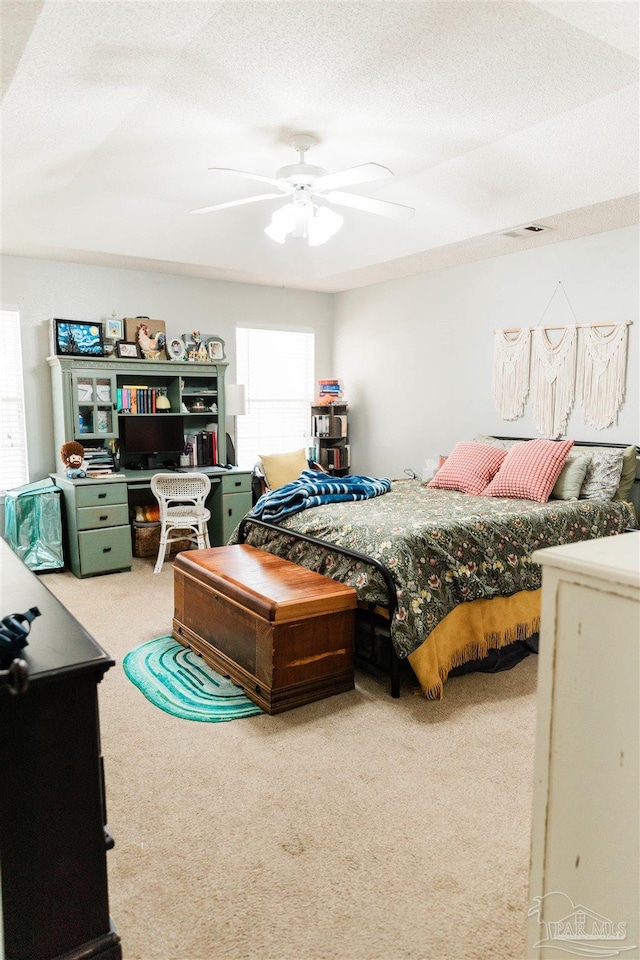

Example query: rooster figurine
[137,322,166,360]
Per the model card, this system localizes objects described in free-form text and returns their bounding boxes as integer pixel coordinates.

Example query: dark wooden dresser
[0,538,121,960]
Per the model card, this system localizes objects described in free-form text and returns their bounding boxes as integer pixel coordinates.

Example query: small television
[120,415,185,464]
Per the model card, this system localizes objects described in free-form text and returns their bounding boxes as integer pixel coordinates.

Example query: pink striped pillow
[483,438,575,502]
[427,442,507,495]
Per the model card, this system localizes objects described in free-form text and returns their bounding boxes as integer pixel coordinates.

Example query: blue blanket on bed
[249,470,392,523]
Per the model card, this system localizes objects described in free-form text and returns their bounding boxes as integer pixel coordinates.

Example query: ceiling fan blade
[208,167,293,192]
[191,193,282,215]
[314,162,393,192]
[324,191,415,221]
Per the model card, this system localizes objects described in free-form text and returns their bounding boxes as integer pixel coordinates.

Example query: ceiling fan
[191,134,415,245]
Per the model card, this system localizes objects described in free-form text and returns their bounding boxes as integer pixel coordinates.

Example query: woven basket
[132,522,192,559]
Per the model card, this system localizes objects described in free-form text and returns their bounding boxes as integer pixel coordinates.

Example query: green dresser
[52,474,133,577]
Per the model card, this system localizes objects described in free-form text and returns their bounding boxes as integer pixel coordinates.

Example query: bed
[233,438,637,699]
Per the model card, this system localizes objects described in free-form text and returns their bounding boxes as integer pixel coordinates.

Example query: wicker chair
[150,473,211,574]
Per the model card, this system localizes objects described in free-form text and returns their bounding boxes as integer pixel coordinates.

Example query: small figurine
[60,440,86,479]
[137,322,166,360]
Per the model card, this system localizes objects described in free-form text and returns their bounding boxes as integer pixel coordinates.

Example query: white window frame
[235,327,315,470]
[0,308,29,495]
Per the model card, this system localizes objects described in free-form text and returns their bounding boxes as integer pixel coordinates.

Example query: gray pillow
[579,447,625,500]
[550,454,591,500]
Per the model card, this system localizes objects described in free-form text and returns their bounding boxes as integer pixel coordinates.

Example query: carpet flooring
[43,554,539,960]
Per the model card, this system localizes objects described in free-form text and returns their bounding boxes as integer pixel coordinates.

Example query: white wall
[0,256,334,481]
[2,226,639,486]
[334,226,639,478]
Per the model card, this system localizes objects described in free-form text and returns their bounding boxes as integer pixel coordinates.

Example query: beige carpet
[44,555,538,960]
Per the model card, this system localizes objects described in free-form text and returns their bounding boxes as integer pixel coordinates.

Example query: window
[0,310,29,494]
[235,328,315,469]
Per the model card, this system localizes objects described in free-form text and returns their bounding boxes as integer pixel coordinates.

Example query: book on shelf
[313,414,331,437]
[312,413,347,439]
[184,430,217,467]
[118,385,168,414]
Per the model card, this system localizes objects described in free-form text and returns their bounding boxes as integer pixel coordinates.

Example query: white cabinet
[528,533,640,960]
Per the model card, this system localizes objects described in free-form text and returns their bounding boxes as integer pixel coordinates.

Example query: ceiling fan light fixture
[264,203,297,243]
[307,205,343,246]
[264,200,343,246]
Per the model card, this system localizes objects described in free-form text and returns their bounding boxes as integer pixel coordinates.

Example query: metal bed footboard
[237,515,402,698]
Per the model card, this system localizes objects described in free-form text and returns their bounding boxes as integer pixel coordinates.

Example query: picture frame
[207,337,225,362]
[168,338,187,361]
[54,319,104,357]
[116,341,142,359]
[105,317,123,340]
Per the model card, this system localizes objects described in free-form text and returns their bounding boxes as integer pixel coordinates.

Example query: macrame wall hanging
[530,325,577,439]
[493,281,632,437]
[578,323,629,429]
[492,327,530,420]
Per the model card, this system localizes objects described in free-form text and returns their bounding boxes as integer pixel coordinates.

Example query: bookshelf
[310,401,349,476]
[48,355,227,471]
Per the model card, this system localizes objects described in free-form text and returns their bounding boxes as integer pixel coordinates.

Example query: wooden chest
[172,545,357,714]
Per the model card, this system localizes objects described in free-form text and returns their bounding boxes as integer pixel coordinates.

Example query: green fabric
[123,636,262,722]
[550,454,591,500]
[614,444,638,502]
[232,480,634,660]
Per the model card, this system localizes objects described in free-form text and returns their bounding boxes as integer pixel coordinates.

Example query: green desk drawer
[77,503,129,531]
[221,473,252,495]
[76,483,128,508]
[78,525,132,576]
[220,491,253,545]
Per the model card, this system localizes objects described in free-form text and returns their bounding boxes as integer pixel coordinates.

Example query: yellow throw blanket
[408,589,541,699]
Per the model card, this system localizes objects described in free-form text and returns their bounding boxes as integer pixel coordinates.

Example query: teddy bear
[60,440,86,479]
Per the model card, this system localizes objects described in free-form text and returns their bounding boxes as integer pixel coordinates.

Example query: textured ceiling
[1,0,638,292]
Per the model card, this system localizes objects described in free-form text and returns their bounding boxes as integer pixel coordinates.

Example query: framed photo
[116,341,141,359]
[105,317,123,340]
[207,337,225,361]
[168,338,187,361]
[54,319,104,357]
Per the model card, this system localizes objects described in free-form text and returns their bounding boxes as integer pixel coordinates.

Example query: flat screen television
[120,415,185,457]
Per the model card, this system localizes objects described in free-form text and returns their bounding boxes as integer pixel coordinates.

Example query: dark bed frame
[239,439,638,698]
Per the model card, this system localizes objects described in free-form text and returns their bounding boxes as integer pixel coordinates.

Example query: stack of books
[316,379,343,403]
[82,446,117,476]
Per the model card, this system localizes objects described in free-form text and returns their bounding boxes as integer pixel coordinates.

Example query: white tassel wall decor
[530,326,577,438]
[578,324,628,429]
[492,328,531,420]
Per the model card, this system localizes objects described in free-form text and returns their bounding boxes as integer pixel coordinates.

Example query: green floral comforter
[232,481,634,659]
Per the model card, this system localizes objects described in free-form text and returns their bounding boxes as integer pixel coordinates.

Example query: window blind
[236,327,315,469]
[0,310,29,494]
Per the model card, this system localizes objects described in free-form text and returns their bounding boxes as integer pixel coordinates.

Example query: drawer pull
[234,481,241,487]
[228,508,232,516]
[103,546,112,553]
[98,493,107,499]
[99,514,109,521]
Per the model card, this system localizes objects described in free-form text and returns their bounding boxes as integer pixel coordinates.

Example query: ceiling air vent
[501,223,553,238]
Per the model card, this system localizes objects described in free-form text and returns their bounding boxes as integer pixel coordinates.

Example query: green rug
[123,635,263,722]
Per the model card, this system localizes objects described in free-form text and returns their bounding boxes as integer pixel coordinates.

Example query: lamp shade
[225,383,246,417]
